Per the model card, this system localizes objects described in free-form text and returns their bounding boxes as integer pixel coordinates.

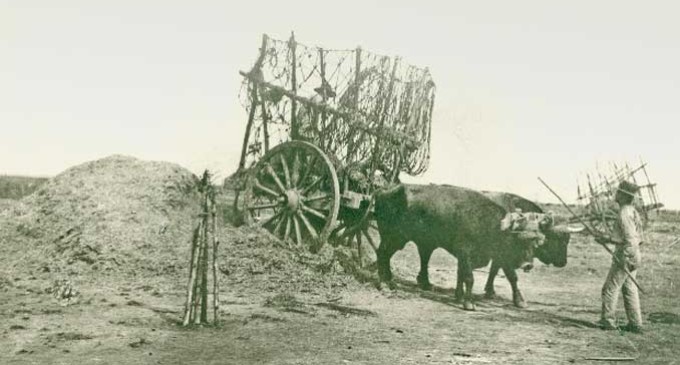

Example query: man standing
[596,181,644,333]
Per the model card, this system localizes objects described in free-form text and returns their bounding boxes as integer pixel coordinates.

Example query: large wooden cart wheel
[243,141,340,250]
[330,198,380,268]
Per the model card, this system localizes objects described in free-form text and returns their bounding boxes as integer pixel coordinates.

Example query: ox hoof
[513,292,528,308]
[417,279,432,291]
[484,290,497,299]
[463,301,476,311]
[379,280,396,291]
[454,288,464,302]
[514,300,528,308]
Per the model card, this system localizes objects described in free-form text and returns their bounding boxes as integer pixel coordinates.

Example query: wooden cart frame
[234,33,436,251]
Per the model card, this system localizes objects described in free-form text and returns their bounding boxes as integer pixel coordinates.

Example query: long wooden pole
[537,177,645,293]
[260,96,270,153]
[346,47,361,164]
[238,34,268,170]
[318,47,328,150]
[290,32,298,140]
[211,197,220,325]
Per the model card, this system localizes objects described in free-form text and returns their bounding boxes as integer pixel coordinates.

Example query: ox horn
[552,224,586,234]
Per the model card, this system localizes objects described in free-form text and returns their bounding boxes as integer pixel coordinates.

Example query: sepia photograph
[1,1,678,364]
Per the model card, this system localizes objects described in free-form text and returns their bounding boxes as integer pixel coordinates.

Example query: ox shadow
[389,277,503,311]
[389,276,601,329]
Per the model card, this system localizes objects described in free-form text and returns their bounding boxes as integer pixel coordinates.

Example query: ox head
[500,211,547,272]
[500,211,583,271]
[534,213,584,267]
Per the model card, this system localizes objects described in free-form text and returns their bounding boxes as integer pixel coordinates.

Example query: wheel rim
[330,200,379,266]
[243,141,340,249]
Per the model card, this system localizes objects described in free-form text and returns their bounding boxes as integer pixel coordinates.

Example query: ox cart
[234,33,436,251]
[574,161,663,234]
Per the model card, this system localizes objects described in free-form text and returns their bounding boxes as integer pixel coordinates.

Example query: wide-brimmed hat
[616,180,640,197]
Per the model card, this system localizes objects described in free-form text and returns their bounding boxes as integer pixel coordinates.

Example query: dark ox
[481,191,579,307]
[374,184,541,311]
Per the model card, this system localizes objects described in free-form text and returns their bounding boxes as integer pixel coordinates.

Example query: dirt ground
[1,164,679,364]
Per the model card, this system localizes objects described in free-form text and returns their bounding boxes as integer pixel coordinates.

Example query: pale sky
[1,1,678,208]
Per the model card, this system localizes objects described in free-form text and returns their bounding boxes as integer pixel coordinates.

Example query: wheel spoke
[303,194,331,203]
[291,151,301,188]
[357,231,363,262]
[265,164,286,193]
[274,212,286,237]
[284,216,292,242]
[297,155,317,189]
[262,210,284,228]
[254,180,280,198]
[363,227,378,251]
[247,202,281,211]
[279,154,291,189]
[339,224,359,240]
[302,176,323,195]
[297,211,319,239]
[301,204,326,221]
[293,216,303,246]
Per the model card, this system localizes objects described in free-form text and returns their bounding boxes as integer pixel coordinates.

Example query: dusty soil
[1,157,679,364]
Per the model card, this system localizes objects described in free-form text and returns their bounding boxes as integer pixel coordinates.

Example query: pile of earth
[0,155,202,282]
[0,155,363,300]
[216,224,363,301]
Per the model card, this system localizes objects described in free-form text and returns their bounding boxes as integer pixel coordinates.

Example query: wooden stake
[182,221,203,326]
[200,195,210,323]
[193,212,206,325]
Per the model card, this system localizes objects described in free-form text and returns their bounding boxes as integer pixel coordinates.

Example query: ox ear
[541,212,555,228]
[500,212,514,231]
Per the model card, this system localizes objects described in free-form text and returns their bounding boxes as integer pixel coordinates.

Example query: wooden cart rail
[237,33,435,176]
[239,70,421,151]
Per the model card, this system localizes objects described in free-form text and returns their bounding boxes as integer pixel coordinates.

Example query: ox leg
[376,240,398,289]
[459,255,476,311]
[484,260,500,298]
[503,266,527,308]
[454,264,464,302]
[416,246,434,290]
